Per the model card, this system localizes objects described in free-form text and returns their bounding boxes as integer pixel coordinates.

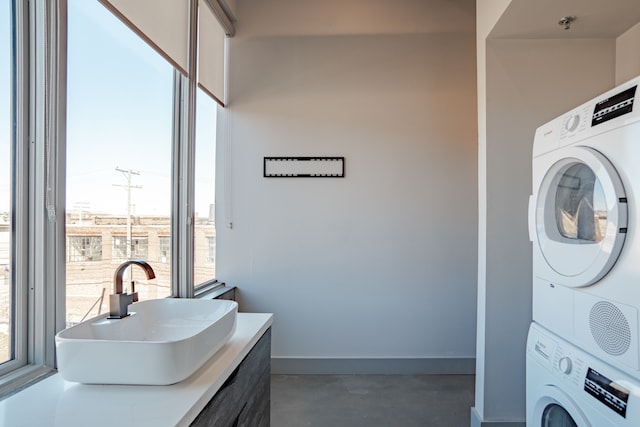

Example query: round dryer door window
[530,386,591,427]
[536,147,627,287]
[541,404,578,427]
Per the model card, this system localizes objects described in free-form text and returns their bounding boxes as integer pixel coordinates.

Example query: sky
[0,0,216,216]
[67,0,218,217]
[0,0,217,217]
[67,0,173,216]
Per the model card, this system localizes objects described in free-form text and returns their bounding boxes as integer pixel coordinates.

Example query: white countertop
[0,313,273,427]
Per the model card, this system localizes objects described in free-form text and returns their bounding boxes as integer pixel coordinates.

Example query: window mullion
[172,71,196,299]
[0,0,31,380]
[172,0,198,299]
[29,0,65,369]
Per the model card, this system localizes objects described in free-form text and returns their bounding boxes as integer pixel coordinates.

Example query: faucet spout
[109,260,156,319]
[113,259,156,294]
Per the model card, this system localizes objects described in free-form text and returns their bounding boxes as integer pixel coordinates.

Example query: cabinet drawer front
[191,328,271,427]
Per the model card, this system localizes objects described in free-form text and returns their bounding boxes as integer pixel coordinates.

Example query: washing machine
[529,76,640,376]
[527,322,640,426]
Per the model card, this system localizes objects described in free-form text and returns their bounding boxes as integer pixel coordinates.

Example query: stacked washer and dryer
[528,76,640,426]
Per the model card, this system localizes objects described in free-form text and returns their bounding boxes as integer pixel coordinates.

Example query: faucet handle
[131,280,137,299]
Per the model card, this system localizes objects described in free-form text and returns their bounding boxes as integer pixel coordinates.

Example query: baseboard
[470,407,525,427]
[271,357,476,375]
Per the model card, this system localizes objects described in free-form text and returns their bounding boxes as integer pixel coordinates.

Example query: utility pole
[73,201,90,225]
[113,167,141,264]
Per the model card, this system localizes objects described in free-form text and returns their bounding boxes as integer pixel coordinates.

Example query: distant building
[0,210,216,353]
[65,212,216,325]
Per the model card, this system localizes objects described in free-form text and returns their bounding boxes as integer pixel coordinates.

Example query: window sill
[194,281,236,300]
[0,365,55,400]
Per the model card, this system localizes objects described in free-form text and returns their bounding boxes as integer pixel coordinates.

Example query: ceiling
[490,0,640,39]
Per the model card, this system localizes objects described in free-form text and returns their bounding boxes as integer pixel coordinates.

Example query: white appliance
[527,322,640,427]
[529,76,640,375]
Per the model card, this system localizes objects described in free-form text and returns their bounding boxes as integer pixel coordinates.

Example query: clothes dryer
[527,322,640,427]
[529,76,640,376]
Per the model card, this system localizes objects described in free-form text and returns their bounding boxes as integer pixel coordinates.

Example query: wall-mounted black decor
[263,157,345,178]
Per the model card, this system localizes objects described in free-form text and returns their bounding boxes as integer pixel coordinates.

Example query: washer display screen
[584,367,629,417]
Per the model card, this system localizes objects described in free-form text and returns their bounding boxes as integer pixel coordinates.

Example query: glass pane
[555,163,607,243]
[0,0,11,363]
[194,89,217,286]
[541,403,578,427]
[66,0,174,326]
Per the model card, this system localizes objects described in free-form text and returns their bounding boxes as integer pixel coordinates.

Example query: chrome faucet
[108,260,156,319]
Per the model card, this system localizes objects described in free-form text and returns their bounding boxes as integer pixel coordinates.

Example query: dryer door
[535,147,627,287]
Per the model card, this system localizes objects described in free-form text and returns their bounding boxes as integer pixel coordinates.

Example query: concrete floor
[271,374,475,427]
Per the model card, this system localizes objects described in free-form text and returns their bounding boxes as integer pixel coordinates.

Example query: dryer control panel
[535,77,640,155]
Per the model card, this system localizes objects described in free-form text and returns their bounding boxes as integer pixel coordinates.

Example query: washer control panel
[529,324,637,420]
[558,356,573,374]
[584,367,629,418]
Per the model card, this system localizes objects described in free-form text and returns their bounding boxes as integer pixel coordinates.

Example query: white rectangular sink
[55,298,238,385]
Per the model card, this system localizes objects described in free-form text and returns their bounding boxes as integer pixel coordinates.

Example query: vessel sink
[55,298,238,385]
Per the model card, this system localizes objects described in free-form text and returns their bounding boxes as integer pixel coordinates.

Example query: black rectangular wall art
[263,157,345,178]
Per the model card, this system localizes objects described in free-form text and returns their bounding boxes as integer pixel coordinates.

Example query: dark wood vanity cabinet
[191,328,271,427]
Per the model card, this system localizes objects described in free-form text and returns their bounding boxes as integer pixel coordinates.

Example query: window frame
[0,0,26,382]
[0,0,66,394]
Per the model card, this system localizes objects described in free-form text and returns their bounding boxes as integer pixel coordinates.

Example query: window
[112,236,148,260]
[0,0,11,366]
[67,236,102,262]
[194,89,217,286]
[131,237,149,259]
[111,236,127,260]
[65,0,173,327]
[206,236,216,264]
[158,236,171,263]
[1,0,229,394]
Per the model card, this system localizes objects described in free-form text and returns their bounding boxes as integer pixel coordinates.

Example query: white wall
[217,0,478,372]
[474,2,512,421]
[616,22,640,85]
[483,38,614,425]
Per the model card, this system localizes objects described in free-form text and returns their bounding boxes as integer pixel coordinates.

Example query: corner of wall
[616,21,640,85]
[470,407,526,427]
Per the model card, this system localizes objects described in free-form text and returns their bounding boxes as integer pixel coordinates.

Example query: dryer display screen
[592,86,637,127]
[584,367,629,418]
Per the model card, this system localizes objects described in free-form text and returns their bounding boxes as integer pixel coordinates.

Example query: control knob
[565,114,580,132]
[558,357,572,374]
